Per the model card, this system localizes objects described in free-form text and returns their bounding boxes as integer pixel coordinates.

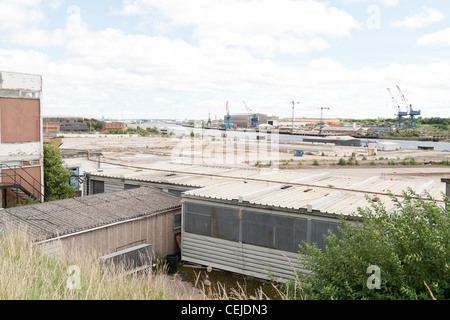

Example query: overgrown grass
[0,226,201,300]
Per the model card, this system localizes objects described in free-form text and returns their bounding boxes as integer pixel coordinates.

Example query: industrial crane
[387,87,407,130]
[225,101,232,129]
[243,101,259,129]
[396,85,420,129]
[206,108,212,128]
[319,106,330,134]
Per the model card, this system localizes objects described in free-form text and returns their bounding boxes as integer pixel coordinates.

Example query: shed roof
[87,164,263,189]
[183,174,446,218]
[85,163,447,218]
[0,187,181,241]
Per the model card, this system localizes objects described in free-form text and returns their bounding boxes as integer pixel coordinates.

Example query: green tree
[292,189,449,300]
[43,143,78,202]
[94,121,104,130]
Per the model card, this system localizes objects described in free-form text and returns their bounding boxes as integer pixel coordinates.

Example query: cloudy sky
[0,0,449,120]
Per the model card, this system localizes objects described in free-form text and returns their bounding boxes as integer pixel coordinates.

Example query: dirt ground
[59,133,450,178]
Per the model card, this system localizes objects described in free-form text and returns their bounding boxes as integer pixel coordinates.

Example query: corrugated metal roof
[86,163,446,217]
[0,187,181,241]
[183,173,446,217]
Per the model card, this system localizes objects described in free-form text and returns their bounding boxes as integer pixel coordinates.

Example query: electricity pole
[292,101,299,134]
[319,106,330,135]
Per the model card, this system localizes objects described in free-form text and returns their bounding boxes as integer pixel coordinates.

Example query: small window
[242,211,274,248]
[92,180,105,194]
[310,220,341,251]
[1,161,22,168]
[168,189,182,197]
[173,213,181,230]
[124,184,140,190]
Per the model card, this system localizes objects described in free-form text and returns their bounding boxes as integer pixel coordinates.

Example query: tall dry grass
[0,225,297,300]
[0,226,202,300]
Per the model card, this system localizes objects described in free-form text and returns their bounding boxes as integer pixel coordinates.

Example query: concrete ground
[59,133,450,173]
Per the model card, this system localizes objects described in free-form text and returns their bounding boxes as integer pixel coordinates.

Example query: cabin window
[92,180,104,194]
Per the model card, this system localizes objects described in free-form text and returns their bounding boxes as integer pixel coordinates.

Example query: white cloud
[417,28,450,46]
[0,0,45,32]
[390,7,444,29]
[114,0,360,57]
[0,0,448,119]
[342,0,400,7]
[44,0,65,11]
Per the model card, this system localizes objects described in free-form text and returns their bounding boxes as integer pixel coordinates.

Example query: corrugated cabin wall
[180,198,344,282]
[104,178,125,193]
[84,175,190,196]
[39,208,180,261]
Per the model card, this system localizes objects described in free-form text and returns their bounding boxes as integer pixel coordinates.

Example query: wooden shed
[0,187,181,259]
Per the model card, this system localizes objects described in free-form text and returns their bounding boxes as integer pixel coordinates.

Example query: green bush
[291,189,449,300]
[43,143,78,202]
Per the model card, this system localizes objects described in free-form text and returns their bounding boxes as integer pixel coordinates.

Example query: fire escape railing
[0,163,45,203]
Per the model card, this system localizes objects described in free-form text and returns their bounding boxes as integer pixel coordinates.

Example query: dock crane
[206,109,212,127]
[243,101,259,129]
[387,87,407,130]
[319,106,330,134]
[225,101,232,129]
[396,85,420,129]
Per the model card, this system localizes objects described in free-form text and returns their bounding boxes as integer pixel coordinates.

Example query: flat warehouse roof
[182,175,445,217]
[85,163,447,217]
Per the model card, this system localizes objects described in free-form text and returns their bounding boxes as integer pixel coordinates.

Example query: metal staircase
[0,163,44,206]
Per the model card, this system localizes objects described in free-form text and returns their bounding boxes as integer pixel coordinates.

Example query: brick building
[0,71,44,207]
[102,122,125,131]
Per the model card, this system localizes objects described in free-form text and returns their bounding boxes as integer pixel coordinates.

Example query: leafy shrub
[291,190,449,300]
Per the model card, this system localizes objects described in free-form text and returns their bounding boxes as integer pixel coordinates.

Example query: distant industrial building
[267,116,279,126]
[320,126,366,136]
[60,122,89,132]
[0,71,44,207]
[43,121,60,133]
[278,118,341,128]
[43,116,89,132]
[225,113,268,128]
[302,136,363,147]
[102,122,125,132]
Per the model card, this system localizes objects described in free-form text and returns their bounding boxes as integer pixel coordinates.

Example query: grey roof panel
[0,187,181,241]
